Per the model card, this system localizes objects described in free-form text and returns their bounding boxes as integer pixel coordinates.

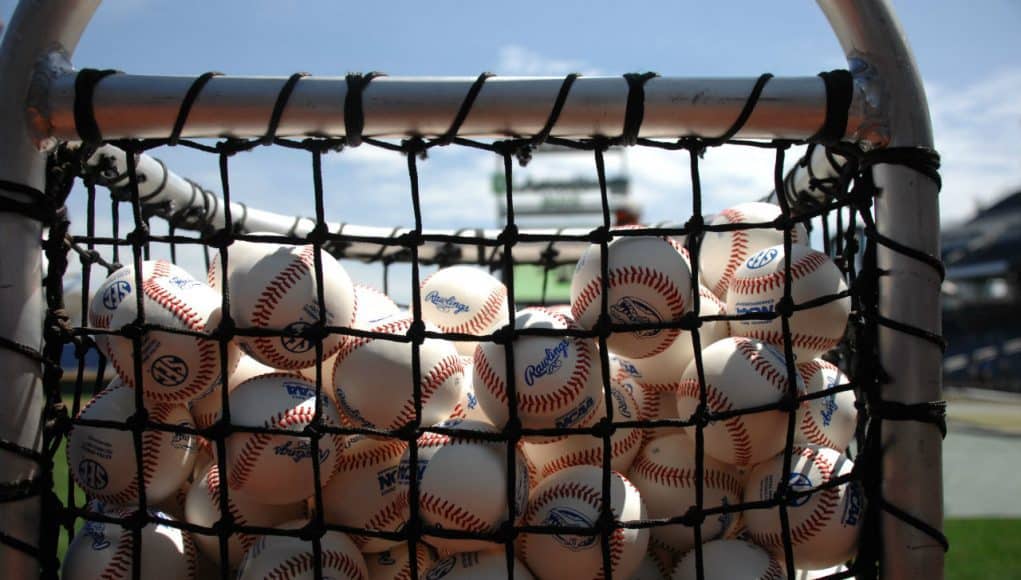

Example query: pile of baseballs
[65,204,862,579]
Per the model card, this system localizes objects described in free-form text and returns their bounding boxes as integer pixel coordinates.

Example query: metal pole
[0,0,100,575]
[820,1,944,579]
[41,74,860,143]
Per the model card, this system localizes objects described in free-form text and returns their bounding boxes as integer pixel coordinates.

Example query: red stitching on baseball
[729,251,830,296]
[629,453,743,498]
[799,410,840,449]
[389,354,464,429]
[677,379,752,466]
[572,267,687,358]
[418,491,494,533]
[441,286,507,335]
[97,514,133,580]
[711,208,750,299]
[734,337,790,393]
[763,556,785,580]
[264,549,366,580]
[747,448,840,548]
[740,330,841,356]
[228,406,320,491]
[538,428,643,480]
[352,492,409,549]
[335,439,407,472]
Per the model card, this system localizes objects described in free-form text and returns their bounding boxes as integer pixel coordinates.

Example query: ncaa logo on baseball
[745,248,779,269]
[101,280,131,310]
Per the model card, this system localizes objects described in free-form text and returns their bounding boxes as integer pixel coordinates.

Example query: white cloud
[495,45,602,76]
[927,69,1021,224]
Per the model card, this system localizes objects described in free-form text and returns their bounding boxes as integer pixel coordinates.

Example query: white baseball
[627,434,743,557]
[225,373,343,504]
[744,446,864,570]
[671,539,785,580]
[727,244,850,361]
[398,419,530,553]
[448,355,490,423]
[627,285,729,394]
[698,202,808,300]
[68,380,198,506]
[421,265,509,356]
[631,553,670,580]
[89,259,196,356]
[332,315,464,431]
[237,524,367,580]
[321,435,408,553]
[185,464,306,568]
[571,236,692,359]
[62,502,197,580]
[188,354,280,432]
[520,465,648,580]
[366,543,438,580]
[473,308,601,441]
[676,337,805,467]
[424,550,534,580]
[104,275,238,404]
[212,239,356,370]
[609,354,658,428]
[523,382,642,482]
[796,359,857,451]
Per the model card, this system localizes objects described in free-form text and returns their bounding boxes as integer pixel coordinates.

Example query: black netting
[0,68,947,580]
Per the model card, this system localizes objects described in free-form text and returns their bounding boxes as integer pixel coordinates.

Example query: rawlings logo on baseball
[272,440,330,464]
[524,340,570,386]
[610,296,662,336]
[165,276,201,290]
[745,248,780,269]
[544,507,597,551]
[424,291,470,314]
[101,281,132,310]
[820,394,839,426]
[611,387,632,419]
[425,556,457,579]
[842,481,863,526]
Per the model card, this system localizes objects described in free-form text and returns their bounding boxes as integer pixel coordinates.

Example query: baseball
[671,539,785,580]
[420,265,509,356]
[698,202,808,300]
[727,244,850,361]
[68,380,198,506]
[398,418,530,554]
[185,464,306,568]
[627,434,743,557]
[448,355,490,423]
[631,553,671,580]
[211,239,356,370]
[62,502,197,580]
[571,236,692,359]
[424,550,534,579]
[103,275,238,404]
[321,435,408,553]
[743,446,864,570]
[796,359,857,451]
[236,523,367,580]
[89,259,195,355]
[675,337,805,467]
[225,373,344,504]
[366,543,438,580]
[519,465,648,580]
[627,285,729,394]
[522,381,642,482]
[473,308,601,440]
[332,315,464,431]
[188,354,280,430]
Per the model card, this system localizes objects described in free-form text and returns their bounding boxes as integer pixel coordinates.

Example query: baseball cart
[0,0,945,578]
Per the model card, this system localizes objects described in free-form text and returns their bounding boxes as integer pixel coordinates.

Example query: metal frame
[0,0,942,577]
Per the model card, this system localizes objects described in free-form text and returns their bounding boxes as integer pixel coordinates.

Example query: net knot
[125,407,150,433]
[306,222,330,245]
[679,311,701,332]
[406,319,427,345]
[490,324,514,346]
[588,226,611,245]
[497,224,519,246]
[119,321,145,341]
[691,404,712,429]
[679,504,706,527]
[204,228,235,250]
[776,295,796,319]
[591,417,615,439]
[125,225,149,248]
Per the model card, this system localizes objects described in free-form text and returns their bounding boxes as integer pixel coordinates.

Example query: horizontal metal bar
[45,73,860,143]
[84,145,665,264]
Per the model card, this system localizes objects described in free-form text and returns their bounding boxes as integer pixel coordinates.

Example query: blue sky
[3,0,1020,301]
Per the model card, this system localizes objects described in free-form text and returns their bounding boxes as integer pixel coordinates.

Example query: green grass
[946,519,1021,579]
